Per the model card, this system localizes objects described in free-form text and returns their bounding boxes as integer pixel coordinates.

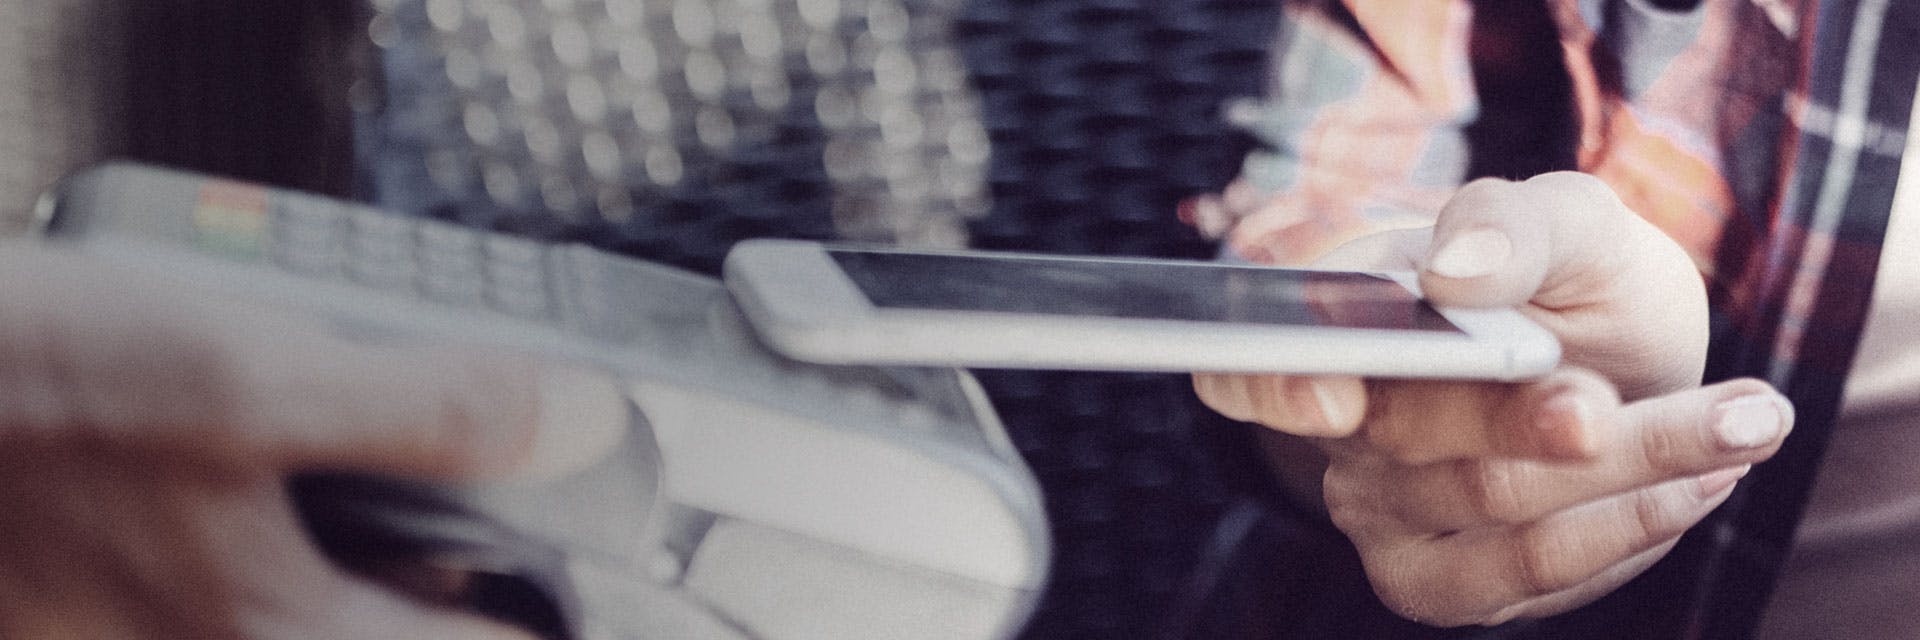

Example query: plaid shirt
[1206,1,1917,637]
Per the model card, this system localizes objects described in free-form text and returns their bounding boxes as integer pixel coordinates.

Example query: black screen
[830,250,1463,333]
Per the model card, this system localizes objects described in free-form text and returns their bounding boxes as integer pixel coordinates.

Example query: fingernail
[1309,379,1349,431]
[1536,392,1593,432]
[1535,392,1598,458]
[1696,464,1751,497]
[511,366,631,482]
[1179,197,1231,239]
[1427,228,1512,279]
[1712,394,1790,450]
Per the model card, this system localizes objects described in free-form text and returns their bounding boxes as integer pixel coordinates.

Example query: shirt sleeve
[1212,0,1800,273]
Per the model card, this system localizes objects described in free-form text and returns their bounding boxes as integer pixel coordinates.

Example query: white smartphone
[723,239,1560,380]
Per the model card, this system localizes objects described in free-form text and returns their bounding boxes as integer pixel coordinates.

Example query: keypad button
[416,221,487,306]
[270,192,348,277]
[420,270,487,305]
[485,235,554,318]
[348,208,421,291]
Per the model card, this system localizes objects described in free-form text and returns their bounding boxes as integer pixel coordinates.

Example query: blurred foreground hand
[0,242,617,639]
[1194,173,1793,625]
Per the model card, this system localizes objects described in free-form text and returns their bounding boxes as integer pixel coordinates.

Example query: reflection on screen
[829,250,1463,333]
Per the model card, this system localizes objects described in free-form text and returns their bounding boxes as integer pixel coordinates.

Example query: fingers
[1189,227,1428,440]
[1192,373,1367,438]
[1485,540,1676,624]
[1343,379,1791,532]
[1329,379,1792,626]
[1362,472,1739,627]
[256,352,628,481]
[1358,370,1616,464]
[211,481,539,640]
[0,244,625,480]
[1177,194,1235,240]
[1201,367,1616,465]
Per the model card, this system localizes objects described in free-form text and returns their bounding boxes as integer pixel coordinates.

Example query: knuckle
[1628,485,1687,542]
[1325,497,1372,535]
[1374,587,1441,627]
[1515,528,1583,597]
[1458,460,1530,525]
[1635,418,1693,477]
[1359,559,1447,626]
[1359,396,1427,465]
[1321,466,1374,532]
[1374,586,1483,629]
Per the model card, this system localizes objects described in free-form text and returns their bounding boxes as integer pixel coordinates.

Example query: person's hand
[1180,178,1276,241]
[1193,173,1794,625]
[0,243,621,638]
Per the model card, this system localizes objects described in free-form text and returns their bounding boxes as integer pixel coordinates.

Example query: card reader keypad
[173,175,975,441]
[234,184,565,324]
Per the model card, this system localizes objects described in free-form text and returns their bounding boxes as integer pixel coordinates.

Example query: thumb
[1418,172,1634,309]
[1416,173,1708,398]
[256,349,632,482]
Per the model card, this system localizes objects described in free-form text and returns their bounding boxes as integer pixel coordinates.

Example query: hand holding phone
[1192,173,1757,627]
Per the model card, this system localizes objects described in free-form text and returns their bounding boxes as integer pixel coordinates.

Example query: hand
[1193,173,1793,625]
[1181,179,1277,241]
[0,243,620,638]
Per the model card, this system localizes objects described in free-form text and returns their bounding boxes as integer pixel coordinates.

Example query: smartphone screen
[827,250,1463,334]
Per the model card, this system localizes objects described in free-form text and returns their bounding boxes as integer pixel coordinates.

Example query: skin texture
[1193,173,1794,626]
[0,242,547,639]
